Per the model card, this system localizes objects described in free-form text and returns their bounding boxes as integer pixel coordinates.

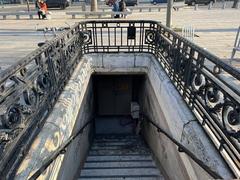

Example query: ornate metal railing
[0,20,239,178]
[0,25,84,178]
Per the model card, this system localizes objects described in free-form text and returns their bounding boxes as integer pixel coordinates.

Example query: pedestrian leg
[38,11,41,19]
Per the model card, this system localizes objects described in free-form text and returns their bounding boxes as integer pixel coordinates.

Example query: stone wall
[57,78,95,180]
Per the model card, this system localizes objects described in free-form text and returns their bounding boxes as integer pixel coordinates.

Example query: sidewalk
[0,8,239,70]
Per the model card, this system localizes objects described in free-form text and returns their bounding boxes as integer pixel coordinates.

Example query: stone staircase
[79,135,164,180]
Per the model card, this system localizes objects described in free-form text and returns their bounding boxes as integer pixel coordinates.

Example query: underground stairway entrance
[0,21,239,179]
[79,74,163,179]
[15,58,234,180]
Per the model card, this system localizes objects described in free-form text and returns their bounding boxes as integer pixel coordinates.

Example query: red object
[40,2,48,12]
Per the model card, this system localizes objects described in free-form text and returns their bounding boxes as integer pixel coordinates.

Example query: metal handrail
[28,119,94,180]
[142,114,222,179]
[28,114,222,180]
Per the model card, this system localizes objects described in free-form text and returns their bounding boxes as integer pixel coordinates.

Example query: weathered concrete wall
[57,78,95,180]
[15,58,93,180]
[88,53,150,75]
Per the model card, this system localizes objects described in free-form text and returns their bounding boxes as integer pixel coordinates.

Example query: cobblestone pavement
[0,6,239,71]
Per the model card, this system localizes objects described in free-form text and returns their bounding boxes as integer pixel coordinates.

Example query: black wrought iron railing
[0,20,239,178]
[0,25,84,179]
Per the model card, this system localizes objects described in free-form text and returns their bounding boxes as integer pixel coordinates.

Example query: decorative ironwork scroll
[0,24,84,178]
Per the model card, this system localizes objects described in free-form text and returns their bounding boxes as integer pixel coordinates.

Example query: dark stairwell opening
[79,74,164,179]
[93,74,143,135]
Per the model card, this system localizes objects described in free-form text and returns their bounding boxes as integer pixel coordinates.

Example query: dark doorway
[93,74,145,134]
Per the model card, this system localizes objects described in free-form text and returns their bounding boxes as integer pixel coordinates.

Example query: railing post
[166,0,173,27]
[183,48,194,93]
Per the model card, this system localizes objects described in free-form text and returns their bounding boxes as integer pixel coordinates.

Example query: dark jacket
[119,0,126,12]
[113,0,119,12]
[35,1,41,10]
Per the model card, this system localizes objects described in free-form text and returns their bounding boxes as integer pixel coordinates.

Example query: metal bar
[28,119,94,180]
[142,114,223,179]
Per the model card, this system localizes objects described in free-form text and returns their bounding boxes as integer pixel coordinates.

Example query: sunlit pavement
[0,4,239,71]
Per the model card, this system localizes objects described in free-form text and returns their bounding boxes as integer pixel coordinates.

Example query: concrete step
[89,149,150,156]
[93,141,144,146]
[80,168,161,178]
[86,155,153,162]
[91,141,148,149]
[83,161,156,169]
[90,141,150,155]
[94,135,142,142]
[95,134,139,139]
[94,139,141,144]
[93,136,147,150]
[80,135,164,179]
[79,177,162,180]
[91,144,144,150]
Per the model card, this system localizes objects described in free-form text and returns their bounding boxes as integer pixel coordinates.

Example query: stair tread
[80,168,161,177]
[92,141,146,147]
[94,136,143,143]
[87,155,153,162]
[89,150,150,156]
[79,176,164,180]
[95,135,140,139]
[93,141,144,146]
[84,161,156,168]
[91,145,146,150]
[80,135,164,179]
[94,140,142,144]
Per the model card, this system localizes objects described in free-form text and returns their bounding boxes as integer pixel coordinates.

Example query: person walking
[39,0,48,19]
[112,0,120,18]
[35,0,41,19]
[119,0,126,18]
[36,0,48,19]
